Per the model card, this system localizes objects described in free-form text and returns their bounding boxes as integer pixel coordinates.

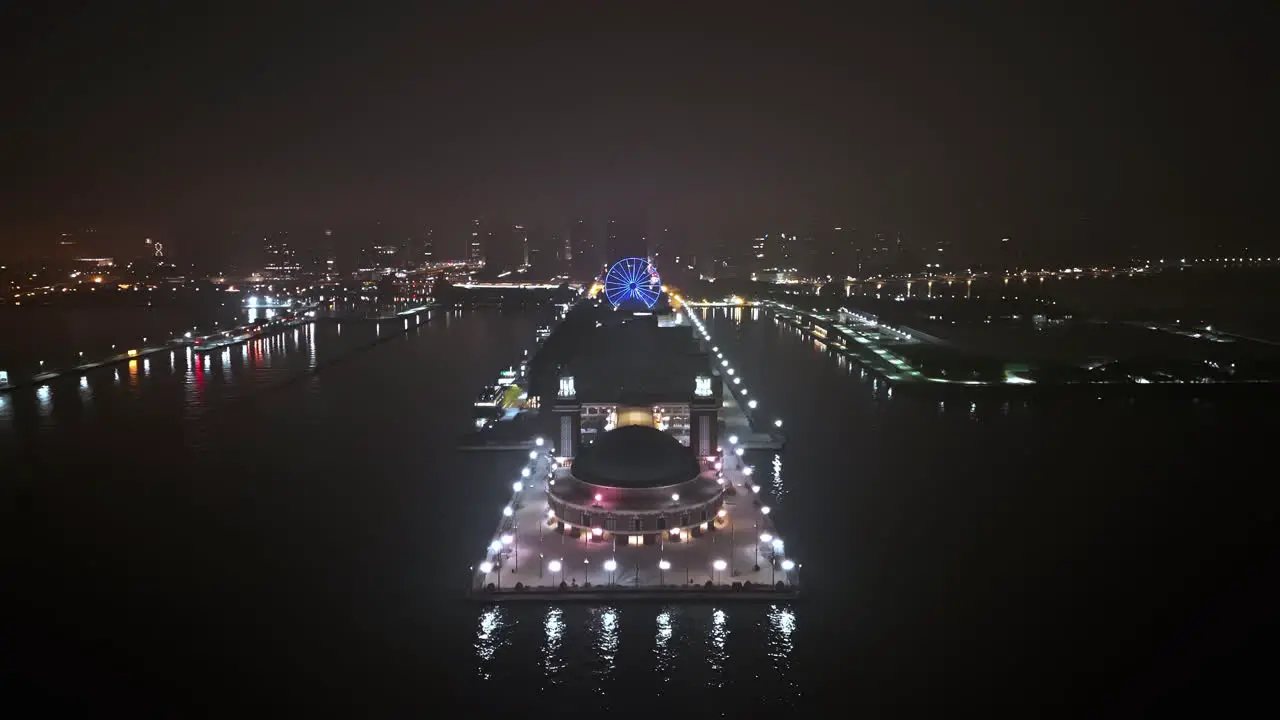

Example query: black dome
[573,425,701,489]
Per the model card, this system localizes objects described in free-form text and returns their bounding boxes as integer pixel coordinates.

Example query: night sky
[2,2,1274,261]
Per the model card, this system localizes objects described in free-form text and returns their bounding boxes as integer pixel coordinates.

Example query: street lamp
[489,540,502,552]
[748,399,758,408]
[535,436,544,447]
[549,559,563,584]
[500,534,513,545]
[528,450,538,460]
[761,505,771,515]
[659,559,670,585]
[604,558,617,585]
[728,434,739,445]
[735,447,744,456]
[713,558,727,585]
[743,466,754,476]
[502,505,513,517]
[774,419,783,428]
[479,561,493,574]
[671,493,680,502]
[512,481,523,492]
[521,467,531,477]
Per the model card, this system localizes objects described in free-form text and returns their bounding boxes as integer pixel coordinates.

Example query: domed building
[548,424,726,545]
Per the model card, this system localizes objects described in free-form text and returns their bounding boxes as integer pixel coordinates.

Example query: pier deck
[470,451,799,602]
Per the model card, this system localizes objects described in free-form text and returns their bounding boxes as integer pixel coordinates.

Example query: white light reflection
[473,606,511,680]
[541,607,566,684]
[770,453,786,501]
[654,609,675,683]
[36,385,53,416]
[590,607,619,686]
[766,604,797,688]
[707,608,729,687]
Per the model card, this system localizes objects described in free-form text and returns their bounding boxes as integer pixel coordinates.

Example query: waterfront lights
[712,346,718,352]
[501,533,513,545]
[729,434,739,445]
[713,559,728,571]
[733,377,741,384]
[751,484,761,494]
[721,359,728,366]
[726,368,734,375]
[743,466,754,476]
[671,493,680,502]
[512,481,523,492]
[735,447,745,456]
[761,506,772,515]
[521,467,531,477]
[535,436,545,447]
[479,561,494,574]
[604,558,617,572]
[489,540,502,552]
[502,506,514,517]
[659,559,671,570]
[775,418,784,428]
[748,399,758,409]
[781,559,795,571]
[594,492,603,502]
[760,532,773,543]
[549,559,562,573]
[529,450,538,460]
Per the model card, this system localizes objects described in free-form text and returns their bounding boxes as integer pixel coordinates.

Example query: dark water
[3,306,1274,713]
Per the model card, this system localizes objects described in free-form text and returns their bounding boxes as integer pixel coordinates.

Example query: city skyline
[3,4,1275,263]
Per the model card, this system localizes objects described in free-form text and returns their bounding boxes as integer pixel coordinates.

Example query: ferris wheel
[603,257,662,308]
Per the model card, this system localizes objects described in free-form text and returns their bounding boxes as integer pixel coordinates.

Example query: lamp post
[659,559,670,585]
[781,559,795,587]
[582,557,589,584]
[549,559,562,584]
[604,558,617,585]
[713,559,727,585]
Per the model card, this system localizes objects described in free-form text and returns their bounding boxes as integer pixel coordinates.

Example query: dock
[468,449,801,603]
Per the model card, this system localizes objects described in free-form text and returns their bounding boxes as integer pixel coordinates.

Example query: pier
[468,447,800,603]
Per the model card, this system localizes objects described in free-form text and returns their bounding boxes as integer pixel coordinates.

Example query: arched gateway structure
[547,425,726,544]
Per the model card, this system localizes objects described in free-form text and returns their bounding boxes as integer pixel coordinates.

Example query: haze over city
[3,3,1274,267]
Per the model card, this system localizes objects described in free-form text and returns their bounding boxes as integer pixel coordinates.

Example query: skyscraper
[422,229,435,265]
[263,232,301,279]
[468,218,485,266]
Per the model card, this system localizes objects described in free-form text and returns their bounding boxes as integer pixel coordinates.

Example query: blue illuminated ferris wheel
[603,257,662,308]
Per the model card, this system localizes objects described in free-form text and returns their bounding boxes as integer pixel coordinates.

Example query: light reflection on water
[36,385,52,417]
[589,606,620,691]
[541,607,566,684]
[766,604,798,697]
[654,608,674,682]
[474,606,513,681]
[770,453,786,503]
[706,608,729,688]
